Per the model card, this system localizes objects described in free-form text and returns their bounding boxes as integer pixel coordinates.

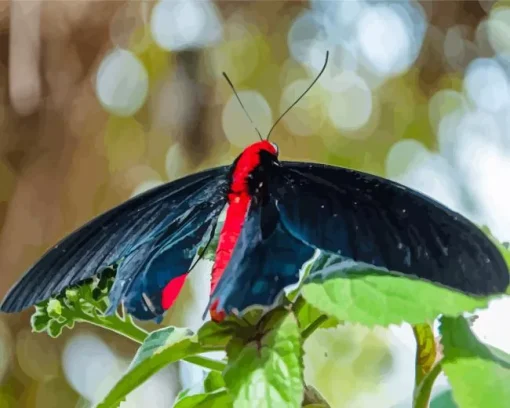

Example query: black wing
[209,201,314,315]
[270,161,509,296]
[1,166,229,314]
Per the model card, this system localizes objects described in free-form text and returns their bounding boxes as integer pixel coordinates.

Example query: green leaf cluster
[28,229,510,408]
[31,267,116,337]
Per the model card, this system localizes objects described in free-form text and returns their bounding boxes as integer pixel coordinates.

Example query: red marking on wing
[208,141,277,322]
[210,300,226,322]
[161,273,187,310]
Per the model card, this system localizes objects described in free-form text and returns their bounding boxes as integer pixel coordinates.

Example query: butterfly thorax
[209,140,278,321]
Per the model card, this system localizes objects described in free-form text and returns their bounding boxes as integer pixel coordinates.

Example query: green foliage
[30,267,116,338]
[439,316,510,408]
[204,371,226,393]
[224,310,303,408]
[173,389,233,408]
[430,390,457,408]
[294,298,341,333]
[98,324,232,408]
[28,231,510,408]
[301,254,491,327]
[128,327,195,370]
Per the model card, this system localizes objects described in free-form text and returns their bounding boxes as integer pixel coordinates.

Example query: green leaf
[46,299,63,319]
[98,326,219,408]
[197,320,237,349]
[175,388,192,403]
[295,299,341,332]
[30,306,50,332]
[224,312,303,408]
[440,316,510,408]
[204,371,226,393]
[47,319,65,338]
[173,389,232,408]
[226,336,247,362]
[302,254,492,327]
[129,327,194,370]
[286,252,319,302]
[430,390,457,408]
[65,288,80,304]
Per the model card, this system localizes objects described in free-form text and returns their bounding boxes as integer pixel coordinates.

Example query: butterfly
[2,53,508,322]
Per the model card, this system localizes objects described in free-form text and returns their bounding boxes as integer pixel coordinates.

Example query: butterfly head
[245,140,278,158]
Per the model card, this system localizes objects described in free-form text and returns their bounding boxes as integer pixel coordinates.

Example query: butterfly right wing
[270,161,509,296]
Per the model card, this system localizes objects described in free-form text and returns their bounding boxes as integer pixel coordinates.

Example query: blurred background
[0,0,509,406]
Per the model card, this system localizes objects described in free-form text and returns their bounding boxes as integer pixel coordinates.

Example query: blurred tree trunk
[0,1,123,298]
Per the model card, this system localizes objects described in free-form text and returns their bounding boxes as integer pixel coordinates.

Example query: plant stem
[185,355,226,372]
[302,315,330,340]
[75,310,226,371]
[413,362,442,408]
[75,312,149,343]
[412,323,438,407]
[292,296,307,315]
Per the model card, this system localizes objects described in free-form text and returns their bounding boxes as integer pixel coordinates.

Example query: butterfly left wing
[209,201,314,316]
[270,161,509,296]
[109,199,224,320]
[1,166,229,318]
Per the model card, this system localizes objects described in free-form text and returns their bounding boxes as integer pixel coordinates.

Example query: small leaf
[295,300,341,332]
[302,254,492,327]
[129,327,193,370]
[198,320,236,349]
[204,371,226,393]
[46,299,63,319]
[224,311,303,408]
[65,288,80,304]
[440,316,510,408]
[47,320,65,338]
[173,389,232,408]
[98,327,218,408]
[30,309,50,332]
[175,388,192,403]
[286,253,319,302]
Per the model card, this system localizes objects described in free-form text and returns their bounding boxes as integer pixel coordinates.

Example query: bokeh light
[95,48,149,117]
[356,2,425,78]
[464,58,510,112]
[279,79,326,137]
[222,90,273,148]
[385,138,430,179]
[327,71,373,133]
[487,6,510,54]
[150,0,222,52]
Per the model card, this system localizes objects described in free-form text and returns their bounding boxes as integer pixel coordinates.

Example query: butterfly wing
[1,166,229,316]
[270,161,509,296]
[209,201,314,315]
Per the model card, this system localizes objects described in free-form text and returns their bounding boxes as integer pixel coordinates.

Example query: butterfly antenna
[266,51,329,141]
[222,72,264,142]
